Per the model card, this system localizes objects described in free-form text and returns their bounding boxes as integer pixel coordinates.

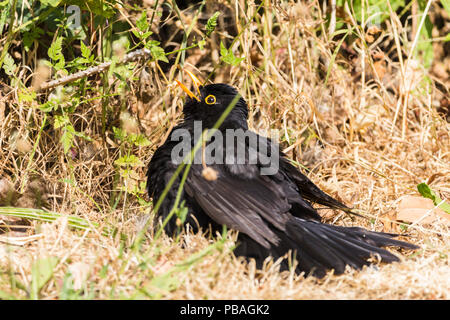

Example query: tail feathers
[235,217,418,278]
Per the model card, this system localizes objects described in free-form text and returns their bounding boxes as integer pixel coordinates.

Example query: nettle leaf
[2,53,16,76]
[48,37,63,61]
[441,0,450,16]
[149,42,168,63]
[198,39,206,50]
[54,56,65,70]
[417,182,450,214]
[337,0,405,23]
[48,37,65,70]
[113,126,126,141]
[220,41,244,66]
[39,101,57,113]
[80,41,91,60]
[114,155,144,167]
[176,201,188,223]
[129,133,151,147]
[0,1,9,36]
[23,28,44,52]
[131,29,141,39]
[54,115,69,129]
[140,31,153,41]
[18,88,36,103]
[73,130,92,141]
[61,126,75,154]
[40,0,62,6]
[205,11,220,37]
[136,11,149,32]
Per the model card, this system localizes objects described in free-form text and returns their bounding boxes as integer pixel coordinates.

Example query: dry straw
[0,1,448,299]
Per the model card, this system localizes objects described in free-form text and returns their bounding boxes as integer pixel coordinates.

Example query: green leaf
[131,29,141,39]
[114,154,144,167]
[67,0,115,18]
[113,126,126,141]
[61,126,74,154]
[205,11,220,37]
[441,0,450,16]
[40,0,62,6]
[198,39,206,50]
[136,11,149,32]
[176,201,188,224]
[337,0,405,23]
[2,53,16,76]
[48,37,63,61]
[417,182,450,214]
[73,130,92,141]
[0,0,9,35]
[416,0,434,68]
[129,133,151,147]
[31,257,58,299]
[48,37,65,70]
[39,100,57,113]
[417,182,434,199]
[23,28,44,52]
[80,41,91,60]
[54,57,65,70]
[140,31,153,41]
[150,42,168,63]
[18,88,36,103]
[220,41,244,66]
[54,115,69,129]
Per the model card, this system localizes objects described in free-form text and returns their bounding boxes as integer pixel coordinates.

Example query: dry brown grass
[0,1,449,299]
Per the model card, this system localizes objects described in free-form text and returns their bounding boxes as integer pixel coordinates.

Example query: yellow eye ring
[205,95,216,105]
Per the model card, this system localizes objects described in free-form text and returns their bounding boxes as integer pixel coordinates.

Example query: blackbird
[147,73,418,278]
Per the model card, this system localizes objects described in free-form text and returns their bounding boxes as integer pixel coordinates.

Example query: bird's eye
[205,95,216,105]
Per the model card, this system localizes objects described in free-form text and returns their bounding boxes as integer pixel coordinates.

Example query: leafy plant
[132,10,168,63]
[113,127,151,205]
[220,41,244,66]
[205,11,220,37]
[334,0,445,69]
[417,183,450,214]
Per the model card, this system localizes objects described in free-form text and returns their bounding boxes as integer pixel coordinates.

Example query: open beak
[175,70,203,102]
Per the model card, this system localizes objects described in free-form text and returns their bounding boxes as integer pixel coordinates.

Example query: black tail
[235,217,418,278]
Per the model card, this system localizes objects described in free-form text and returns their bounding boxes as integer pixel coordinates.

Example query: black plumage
[146,83,418,278]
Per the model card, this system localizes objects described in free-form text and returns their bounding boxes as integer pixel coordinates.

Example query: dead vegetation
[0,0,449,299]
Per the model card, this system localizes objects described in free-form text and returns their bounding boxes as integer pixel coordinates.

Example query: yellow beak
[175,70,203,102]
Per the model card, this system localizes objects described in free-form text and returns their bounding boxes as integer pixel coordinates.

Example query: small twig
[329,0,336,36]
[39,48,152,91]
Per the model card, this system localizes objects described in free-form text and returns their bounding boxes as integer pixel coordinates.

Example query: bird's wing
[184,163,293,249]
[279,157,349,210]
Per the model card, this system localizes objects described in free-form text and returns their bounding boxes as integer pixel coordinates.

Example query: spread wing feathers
[286,218,418,274]
[230,132,349,212]
[184,164,293,249]
[236,216,418,278]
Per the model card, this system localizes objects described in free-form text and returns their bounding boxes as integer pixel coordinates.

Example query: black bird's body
[147,83,417,277]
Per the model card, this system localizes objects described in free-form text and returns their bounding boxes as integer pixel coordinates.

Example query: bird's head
[176,71,248,129]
